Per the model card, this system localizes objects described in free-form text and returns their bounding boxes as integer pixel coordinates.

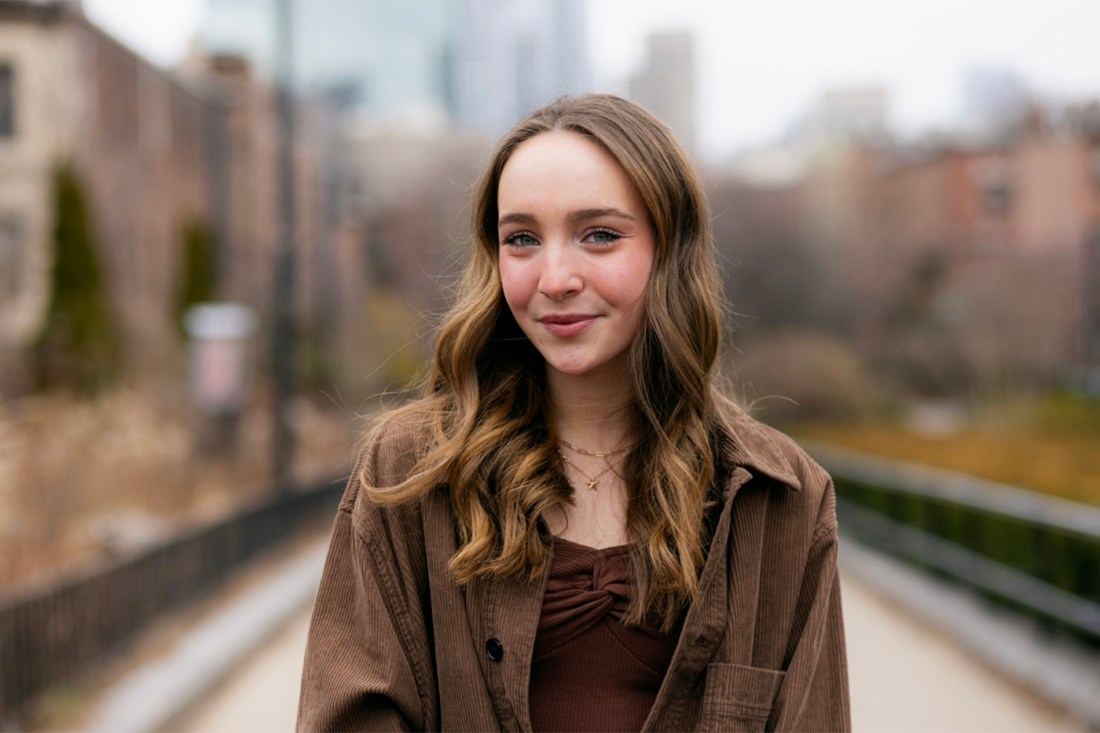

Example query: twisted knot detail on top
[537,539,631,651]
[528,538,680,732]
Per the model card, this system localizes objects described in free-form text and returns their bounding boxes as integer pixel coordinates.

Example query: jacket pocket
[697,663,785,732]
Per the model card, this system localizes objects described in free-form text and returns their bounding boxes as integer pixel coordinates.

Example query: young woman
[298,94,849,732]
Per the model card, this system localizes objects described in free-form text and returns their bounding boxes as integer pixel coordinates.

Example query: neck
[547,367,636,453]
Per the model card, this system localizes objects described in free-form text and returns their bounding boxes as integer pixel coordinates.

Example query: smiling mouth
[538,314,596,337]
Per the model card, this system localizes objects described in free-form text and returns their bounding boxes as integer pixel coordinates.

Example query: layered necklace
[558,438,629,492]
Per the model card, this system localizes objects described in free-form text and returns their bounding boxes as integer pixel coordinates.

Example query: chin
[545,360,587,375]
[540,355,593,376]
[546,355,623,379]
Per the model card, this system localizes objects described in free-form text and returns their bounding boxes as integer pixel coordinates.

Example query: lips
[537,314,597,337]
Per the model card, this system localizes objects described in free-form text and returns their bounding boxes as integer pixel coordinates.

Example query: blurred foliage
[1034,391,1100,436]
[32,163,120,396]
[355,289,428,395]
[174,218,216,334]
[796,392,1100,505]
[708,173,1078,404]
[815,390,1100,642]
[298,319,336,392]
[711,182,855,342]
[874,252,1076,399]
[0,388,354,589]
[732,330,875,425]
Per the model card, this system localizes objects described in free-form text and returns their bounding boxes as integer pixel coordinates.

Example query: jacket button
[485,637,504,662]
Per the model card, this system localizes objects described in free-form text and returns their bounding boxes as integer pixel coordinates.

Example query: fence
[806,442,1100,644]
[8,444,1098,720]
[0,478,345,723]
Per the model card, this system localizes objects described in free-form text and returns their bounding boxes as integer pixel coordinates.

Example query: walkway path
[843,571,1077,732]
[177,563,1084,732]
[174,610,310,732]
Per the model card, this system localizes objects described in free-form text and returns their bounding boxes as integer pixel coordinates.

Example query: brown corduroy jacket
[297,396,850,732]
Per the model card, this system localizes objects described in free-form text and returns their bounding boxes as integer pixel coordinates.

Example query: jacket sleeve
[771,479,851,732]
[297,427,434,732]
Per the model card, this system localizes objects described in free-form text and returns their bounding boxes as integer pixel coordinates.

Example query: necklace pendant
[586,478,599,491]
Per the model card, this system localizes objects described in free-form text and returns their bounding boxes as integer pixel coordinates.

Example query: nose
[538,241,583,301]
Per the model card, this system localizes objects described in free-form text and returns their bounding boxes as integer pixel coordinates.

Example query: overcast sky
[83,0,1100,159]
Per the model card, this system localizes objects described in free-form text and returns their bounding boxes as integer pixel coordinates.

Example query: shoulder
[711,391,833,508]
[337,398,442,532]
[356,398,439,488]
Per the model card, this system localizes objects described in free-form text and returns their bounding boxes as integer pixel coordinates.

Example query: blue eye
[503,232,538,248]
[584,228,621,245]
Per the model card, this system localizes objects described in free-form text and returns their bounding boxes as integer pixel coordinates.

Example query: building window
[0,215,25,302]
[0,64,14,138]
[983,181,1012,215]
[972,158,1013,216]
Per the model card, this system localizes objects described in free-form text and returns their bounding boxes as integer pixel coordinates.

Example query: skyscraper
[199,0,591,135]
[629,31,697,156]
[448,0,590,134]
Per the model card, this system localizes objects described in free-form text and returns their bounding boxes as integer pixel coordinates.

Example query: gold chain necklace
[559,437,630,459]
[558,451,614,491]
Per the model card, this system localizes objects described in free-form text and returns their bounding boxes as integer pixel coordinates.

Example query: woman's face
[496,131,655,383]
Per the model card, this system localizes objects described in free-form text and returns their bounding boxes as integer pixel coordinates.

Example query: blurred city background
[1,0,1099,730]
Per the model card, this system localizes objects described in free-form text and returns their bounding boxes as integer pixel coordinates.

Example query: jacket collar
[712,394,802,491]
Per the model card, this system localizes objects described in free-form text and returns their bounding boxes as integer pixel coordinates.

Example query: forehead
[497,131,644,217]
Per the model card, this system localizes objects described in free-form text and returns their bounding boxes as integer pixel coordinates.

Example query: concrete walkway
[178,574,1084,733]
[81,537,1095,732]
[175,610,311,733]
[843,572,1079,732]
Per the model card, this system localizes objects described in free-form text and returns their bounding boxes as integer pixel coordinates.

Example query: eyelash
[502,231,538,247]
[584,227,621,244]
[500,228,623,247]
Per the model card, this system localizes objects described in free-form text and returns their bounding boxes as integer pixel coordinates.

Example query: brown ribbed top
[528,538,680,732]
[299,394,852,732]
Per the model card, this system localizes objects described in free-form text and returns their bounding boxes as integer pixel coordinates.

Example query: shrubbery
[175,218,215,333]
[32,163,119,395]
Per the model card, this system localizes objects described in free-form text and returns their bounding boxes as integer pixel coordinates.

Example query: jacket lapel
[643,465,754,731]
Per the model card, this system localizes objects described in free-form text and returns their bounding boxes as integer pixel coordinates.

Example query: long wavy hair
[367,94,723,630]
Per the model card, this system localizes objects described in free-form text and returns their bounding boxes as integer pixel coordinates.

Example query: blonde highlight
[365,94,724,630]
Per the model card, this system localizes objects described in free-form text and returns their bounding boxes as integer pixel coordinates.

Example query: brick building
[718,99,1100,387]
[0,0,219,387]
[0,0,347,394]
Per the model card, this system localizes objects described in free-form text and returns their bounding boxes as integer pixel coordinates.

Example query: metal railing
[805,442,1100,644]
[0,477,345,723]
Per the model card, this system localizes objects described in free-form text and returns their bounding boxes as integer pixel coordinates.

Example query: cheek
[498,260,532,313]
[618,255,654,312]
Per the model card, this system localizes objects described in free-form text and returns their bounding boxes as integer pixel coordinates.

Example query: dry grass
[0,387,363,593]
[793,394,1100,506]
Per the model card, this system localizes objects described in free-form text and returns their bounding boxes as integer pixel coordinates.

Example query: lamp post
[184,303,258,458]
[271,0,297,493]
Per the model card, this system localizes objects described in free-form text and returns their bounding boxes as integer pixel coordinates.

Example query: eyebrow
[497,207,637,229]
